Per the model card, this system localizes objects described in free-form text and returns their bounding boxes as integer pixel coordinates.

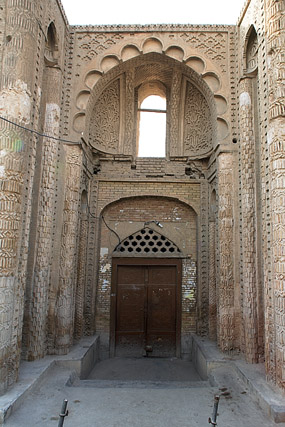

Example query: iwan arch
[0,0,284,400]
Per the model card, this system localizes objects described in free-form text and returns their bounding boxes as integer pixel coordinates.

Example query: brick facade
[0,0,284,394]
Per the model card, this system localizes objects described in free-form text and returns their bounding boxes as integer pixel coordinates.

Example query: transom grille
[113,227,182,257]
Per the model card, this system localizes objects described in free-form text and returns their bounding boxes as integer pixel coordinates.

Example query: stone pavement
[1,336,285,426]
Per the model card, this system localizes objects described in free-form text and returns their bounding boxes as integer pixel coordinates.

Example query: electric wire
[0,115,81,145]
[0,116,121,244]
[102,215,121,245]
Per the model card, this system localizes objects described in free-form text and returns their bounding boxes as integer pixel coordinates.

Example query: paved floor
[88,357,202,381]
[4,357,285,427]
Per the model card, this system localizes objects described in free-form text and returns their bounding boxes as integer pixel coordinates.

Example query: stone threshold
[0,336,99,424]
[71,379,211,389]
[191,334,285,424]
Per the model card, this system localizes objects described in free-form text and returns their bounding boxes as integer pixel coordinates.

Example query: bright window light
[138,95,166,158]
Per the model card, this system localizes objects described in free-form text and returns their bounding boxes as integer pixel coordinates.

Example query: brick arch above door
[100,195,197,261]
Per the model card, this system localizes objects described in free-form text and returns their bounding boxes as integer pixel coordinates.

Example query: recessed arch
[44,22,59,66]
[100,192,199,219]
[98,195,198,358]
[243,25,258,75]
[82,52,217,158]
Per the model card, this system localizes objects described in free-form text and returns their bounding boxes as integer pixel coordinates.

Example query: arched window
[137,82,167,157]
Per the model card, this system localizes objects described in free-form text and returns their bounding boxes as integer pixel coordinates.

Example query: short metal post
[58,399,68,427]
[208,395,220,426]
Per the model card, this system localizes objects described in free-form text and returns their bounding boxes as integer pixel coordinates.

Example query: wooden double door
[111,258,181,357]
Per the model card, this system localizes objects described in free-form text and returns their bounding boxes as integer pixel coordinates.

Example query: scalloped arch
[74,52,218,159]
[75,37,223,124]
[217,117,229,140]
[73,112,85,133]
[185,56,205,74]
[165,46,184,61]
[202,72,221,92]
[121,44,141,61]
[214,95,227,115]
[142,37,163,53]
[85,70,102,89]
[100,55,120,72]
[76,90,90,110]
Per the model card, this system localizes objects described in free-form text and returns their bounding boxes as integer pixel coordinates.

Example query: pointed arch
[243,25,258,75]
[45,22,59,66]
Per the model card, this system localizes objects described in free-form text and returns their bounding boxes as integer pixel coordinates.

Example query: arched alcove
[95,195,198,358]
[44,22,59,66]
[243,25,258,75]
[84,52,217,159]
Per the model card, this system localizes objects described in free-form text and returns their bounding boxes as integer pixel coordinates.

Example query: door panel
[147,285,176,356]
[148,266,176,285]
[115,265,146,356]
[112,259,181,358]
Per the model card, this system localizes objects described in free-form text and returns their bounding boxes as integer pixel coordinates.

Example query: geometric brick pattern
[113,227,182,257]
[265,0,285,389]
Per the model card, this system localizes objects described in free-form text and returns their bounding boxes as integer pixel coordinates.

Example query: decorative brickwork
[239,77,260,363]
[265,0,285,389]
[89,78,121,153]
[183,81,213,157]
[0,0,39,393]
[208,189,217,341]
[217,153,235,351]
[0,0,285,395]
[54,146,82,354]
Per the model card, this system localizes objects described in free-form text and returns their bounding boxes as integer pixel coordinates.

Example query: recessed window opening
[137,94,166,157]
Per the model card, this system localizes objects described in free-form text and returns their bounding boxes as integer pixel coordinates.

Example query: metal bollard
[58,399,68,427]
[208,395,220,426]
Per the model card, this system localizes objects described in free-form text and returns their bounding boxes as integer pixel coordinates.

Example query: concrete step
[71,378,212,389]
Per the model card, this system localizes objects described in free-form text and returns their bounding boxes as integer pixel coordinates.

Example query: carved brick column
[169,69,182,157]
[208,218,217,340]
[0,0,38,392]
[265,0,285,388]
[124,69,135,156]
[84,179,99,335]
[24,67,62,360]
[74,205,88,340]
[239,77,259,363]
[217,153,235,351]
[54,145,82,354]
